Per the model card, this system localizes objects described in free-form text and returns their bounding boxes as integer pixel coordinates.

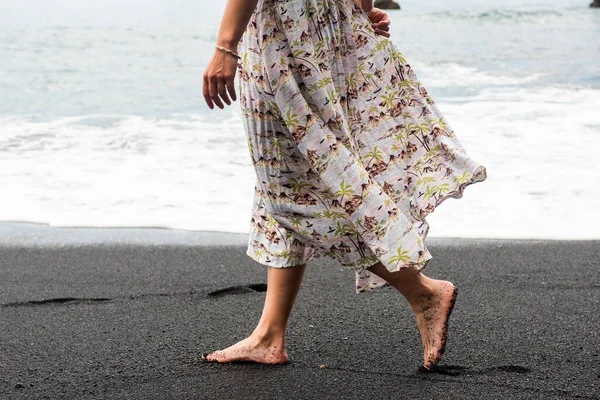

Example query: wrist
[215,44,241,59]
[216,37,239,50]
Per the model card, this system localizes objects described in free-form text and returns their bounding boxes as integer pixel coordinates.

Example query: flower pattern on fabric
[236,0,487,293]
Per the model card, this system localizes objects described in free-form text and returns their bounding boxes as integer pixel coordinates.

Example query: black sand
[0,222,598,399]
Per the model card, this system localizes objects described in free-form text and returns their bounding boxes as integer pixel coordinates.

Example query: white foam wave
[415,62,545,88]
[426,85,600,239]
[0,84,599,239]
[0,109,257,234]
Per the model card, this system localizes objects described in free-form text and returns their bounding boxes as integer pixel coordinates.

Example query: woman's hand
[202,48,239,109]
[367,8,391,37]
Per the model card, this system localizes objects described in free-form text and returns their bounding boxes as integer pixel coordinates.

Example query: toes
[210,351,227,362]
[202,351,225,363]
[423,352,441,369]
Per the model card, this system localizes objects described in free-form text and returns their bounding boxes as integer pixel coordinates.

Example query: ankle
[251,325,286,344]
[401,276,436,305]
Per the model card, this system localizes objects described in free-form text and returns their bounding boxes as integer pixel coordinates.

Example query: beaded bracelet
[215,44,241,60]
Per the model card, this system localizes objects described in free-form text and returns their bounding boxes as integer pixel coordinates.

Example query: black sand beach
[0,222,598,399]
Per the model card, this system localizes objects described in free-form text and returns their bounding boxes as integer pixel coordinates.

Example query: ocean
[0,0,599,239]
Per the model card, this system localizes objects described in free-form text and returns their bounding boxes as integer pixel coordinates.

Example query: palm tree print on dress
[237,0,487,293]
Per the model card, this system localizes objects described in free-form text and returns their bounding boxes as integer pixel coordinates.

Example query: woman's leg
[204,264,306,364]
[367,262,457,369]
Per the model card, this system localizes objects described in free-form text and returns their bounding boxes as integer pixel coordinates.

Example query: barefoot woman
[201,0,487,369]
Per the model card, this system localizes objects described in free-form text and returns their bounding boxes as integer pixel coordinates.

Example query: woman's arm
[202,0,259,109]
[215,0,260,49]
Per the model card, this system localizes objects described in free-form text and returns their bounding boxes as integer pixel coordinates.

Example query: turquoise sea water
[0,0,599,238]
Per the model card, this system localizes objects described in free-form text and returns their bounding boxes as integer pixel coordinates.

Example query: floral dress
[235,0,487,293]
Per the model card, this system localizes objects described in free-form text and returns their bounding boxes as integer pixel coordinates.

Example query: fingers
[203,54,238,110]
[373,18,390,30]
[372,22,390,37]
[202,74,213,109]
[214,74,236,108]
[226,76,237,102]
[205,75,236,109]
[374,28,390,37]
[371,12,390,37]
[209,76,224,109]
[217,79,231,107]
[373,23,390,31]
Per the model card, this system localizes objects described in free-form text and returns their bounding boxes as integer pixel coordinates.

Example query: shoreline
[0,221,598,247]
[0,221,248,247]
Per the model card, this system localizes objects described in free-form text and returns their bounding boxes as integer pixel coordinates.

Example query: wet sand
[0,222,598,399]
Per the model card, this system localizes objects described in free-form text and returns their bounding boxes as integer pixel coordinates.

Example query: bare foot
[409,280,458,370]
[201,334,289,365]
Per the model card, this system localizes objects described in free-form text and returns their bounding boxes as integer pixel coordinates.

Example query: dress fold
[237,0,487,293]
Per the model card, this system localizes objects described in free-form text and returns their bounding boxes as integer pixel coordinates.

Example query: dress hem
[245,246,321,269]
[352,164,487,294]
[421,165,488,222]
